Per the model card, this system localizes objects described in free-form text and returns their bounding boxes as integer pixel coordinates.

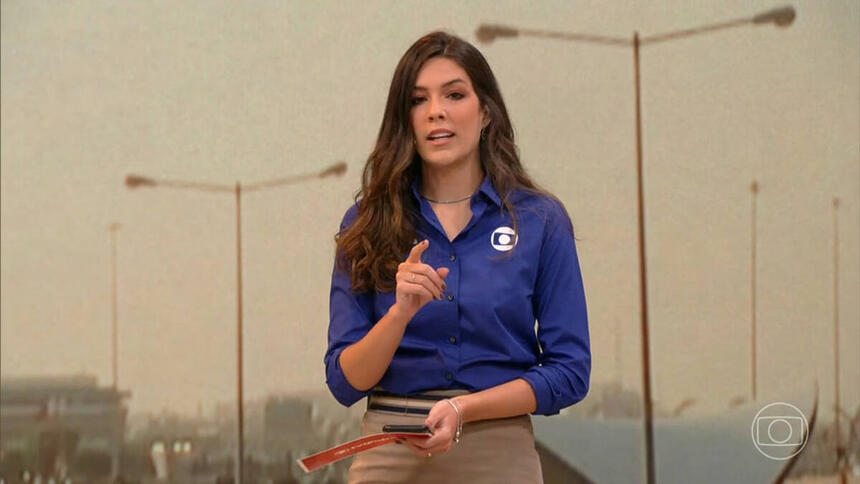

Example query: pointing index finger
[407,239,429,263]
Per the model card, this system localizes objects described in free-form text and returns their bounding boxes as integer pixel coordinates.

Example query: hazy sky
[2,0,858,418]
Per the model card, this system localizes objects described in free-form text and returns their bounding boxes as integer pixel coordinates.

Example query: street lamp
[750,181,759,402]
[477,7,794,484]
[108,221,123,481]
[832,196,846,483]
[125,161,347,484]
[109,222,121,391]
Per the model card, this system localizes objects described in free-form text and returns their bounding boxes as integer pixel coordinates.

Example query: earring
[481,127,487,140]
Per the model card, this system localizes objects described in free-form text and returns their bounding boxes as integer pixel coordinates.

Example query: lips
[427,129,455,140]
[427,134,455,146]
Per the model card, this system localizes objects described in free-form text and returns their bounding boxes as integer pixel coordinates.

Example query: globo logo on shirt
[491,226,517,251]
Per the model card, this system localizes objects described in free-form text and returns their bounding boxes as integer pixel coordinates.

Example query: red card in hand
[298,431,431,473]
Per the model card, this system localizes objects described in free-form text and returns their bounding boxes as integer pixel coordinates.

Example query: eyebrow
[412,78,467,91]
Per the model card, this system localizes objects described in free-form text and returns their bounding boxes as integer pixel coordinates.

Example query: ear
[481,105,491,129]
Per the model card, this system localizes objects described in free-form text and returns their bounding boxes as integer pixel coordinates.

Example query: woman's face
[410,57,488,170]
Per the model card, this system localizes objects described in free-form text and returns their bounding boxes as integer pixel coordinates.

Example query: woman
[325,31,590,483]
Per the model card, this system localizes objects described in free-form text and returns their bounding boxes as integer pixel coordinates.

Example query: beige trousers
[347,405,543,483]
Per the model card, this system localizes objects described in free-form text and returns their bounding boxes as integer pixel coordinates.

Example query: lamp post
[615,318,622,387]
[109,222,121,391]
[108,221,123,481]
[476,7,794,483]
[832,196,845,483]
[125,161,347,484]
[750,181,759,402]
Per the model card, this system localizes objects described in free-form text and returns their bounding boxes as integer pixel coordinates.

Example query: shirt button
[447,294,454,301]
[449,336,457,344]
[449,254,456,261]
[445,372,453,381]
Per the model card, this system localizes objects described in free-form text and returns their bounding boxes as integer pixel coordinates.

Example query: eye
[410,96,426,105]
[449,92,465,100]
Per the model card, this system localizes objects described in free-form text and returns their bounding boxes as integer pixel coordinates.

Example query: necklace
[420,193,474,204]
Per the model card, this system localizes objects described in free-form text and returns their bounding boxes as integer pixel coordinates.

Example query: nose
[427,95,445,121]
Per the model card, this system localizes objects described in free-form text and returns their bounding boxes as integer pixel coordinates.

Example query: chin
[420,151,467,168]
[422,156,456,166]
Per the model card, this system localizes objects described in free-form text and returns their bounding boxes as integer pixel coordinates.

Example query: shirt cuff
[521,365,588,416]
[325,347,372,407]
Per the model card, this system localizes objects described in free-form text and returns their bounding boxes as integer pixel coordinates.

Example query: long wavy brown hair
[336,31,558,293]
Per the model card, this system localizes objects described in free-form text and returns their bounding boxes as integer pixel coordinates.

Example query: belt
[367,389,468,415]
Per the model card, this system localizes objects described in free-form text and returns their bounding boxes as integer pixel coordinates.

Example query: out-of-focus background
[2,1,857,483]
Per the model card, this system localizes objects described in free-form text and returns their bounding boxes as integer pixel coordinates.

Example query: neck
[420,160,484,203]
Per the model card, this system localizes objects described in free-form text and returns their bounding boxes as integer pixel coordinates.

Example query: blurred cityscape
[1,375,857,483]
[0,375,363,484]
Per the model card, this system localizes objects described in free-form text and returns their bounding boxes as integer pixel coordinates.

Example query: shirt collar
[410,172,502,207]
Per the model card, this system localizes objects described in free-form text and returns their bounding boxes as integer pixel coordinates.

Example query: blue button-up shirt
[325,175,590,415]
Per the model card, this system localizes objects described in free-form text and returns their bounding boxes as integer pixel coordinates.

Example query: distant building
[263,397,313,457]
[262,394,362,483]
[125,411,229,482]
[0,374,129,482]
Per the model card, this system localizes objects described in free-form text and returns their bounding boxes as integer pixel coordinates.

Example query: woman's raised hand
[394,239,450,319]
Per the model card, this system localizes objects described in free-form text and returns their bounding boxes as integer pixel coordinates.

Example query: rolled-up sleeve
[521,200,591,415]
[324,204,375,407]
